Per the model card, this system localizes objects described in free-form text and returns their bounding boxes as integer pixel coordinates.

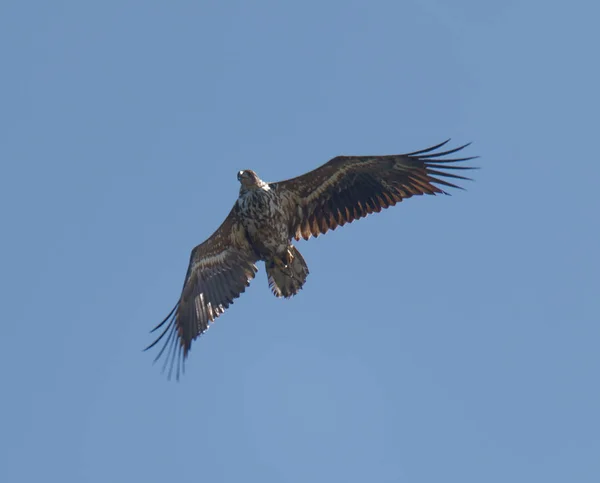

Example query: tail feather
[266,246,309,298]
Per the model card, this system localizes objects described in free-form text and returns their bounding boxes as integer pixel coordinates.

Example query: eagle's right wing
[145,206,258,379]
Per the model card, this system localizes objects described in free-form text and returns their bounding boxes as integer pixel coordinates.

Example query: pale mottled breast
[236,185,295,256]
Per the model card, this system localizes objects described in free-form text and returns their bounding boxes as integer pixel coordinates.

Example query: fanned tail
[266,246,309,298]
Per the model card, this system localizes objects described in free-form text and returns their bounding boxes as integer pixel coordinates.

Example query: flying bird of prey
[146,139,477,378]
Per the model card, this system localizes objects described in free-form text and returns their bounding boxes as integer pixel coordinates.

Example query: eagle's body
[237,177,290,258]
[235,173,310,298]
[146,140,477,378]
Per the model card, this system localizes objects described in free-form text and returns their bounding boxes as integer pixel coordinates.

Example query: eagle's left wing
[273,140,477,240]
[145,206,258,380]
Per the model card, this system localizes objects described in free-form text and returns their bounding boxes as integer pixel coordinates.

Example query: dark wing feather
[145,206,258,380]
[273,140,477,241]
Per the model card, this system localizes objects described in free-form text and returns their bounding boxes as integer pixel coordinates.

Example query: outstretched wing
[273,140,477,240]
[145,206,258,379]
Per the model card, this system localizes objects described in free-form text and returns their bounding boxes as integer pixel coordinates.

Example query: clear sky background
[1,1,599,482]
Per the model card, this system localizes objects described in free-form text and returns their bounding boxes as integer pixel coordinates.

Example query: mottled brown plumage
[146,140,477,378]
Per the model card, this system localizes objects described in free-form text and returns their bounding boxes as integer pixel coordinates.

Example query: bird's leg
[274,255,288,271]
[285,247,295,267]
[273,248,295,273]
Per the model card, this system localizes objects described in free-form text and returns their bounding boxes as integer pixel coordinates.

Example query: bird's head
[237,169,264,189]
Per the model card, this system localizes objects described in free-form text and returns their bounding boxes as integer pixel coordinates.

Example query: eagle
[146,139,476,378]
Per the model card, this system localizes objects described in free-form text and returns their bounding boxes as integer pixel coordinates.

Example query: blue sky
[1,1,599,482]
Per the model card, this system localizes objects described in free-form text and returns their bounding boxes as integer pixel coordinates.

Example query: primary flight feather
[146,139,477,378]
